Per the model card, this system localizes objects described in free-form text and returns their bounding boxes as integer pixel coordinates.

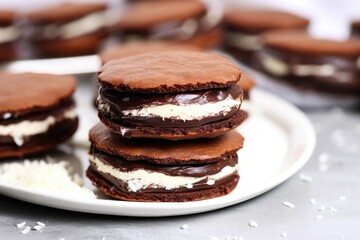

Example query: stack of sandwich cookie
[0,72,78,158]
[0,10,20,61]
[97,51,247,140]
[254,30,360,95]
[88,51,247,202]
[25,3,109,58]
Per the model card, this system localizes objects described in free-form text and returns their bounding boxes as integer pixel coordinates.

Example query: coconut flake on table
[282,201,295,209]
[249,220,258,228]
[299,173,313,182]
[0,159,95,199]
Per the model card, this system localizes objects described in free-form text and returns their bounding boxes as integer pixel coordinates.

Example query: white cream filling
[121,96,241,121]
[0,25,20,44]
[225,32,261,50]
[0,108,77,146]
[41,11,108,40]
[89,154,238,192]
[260,53,340,77]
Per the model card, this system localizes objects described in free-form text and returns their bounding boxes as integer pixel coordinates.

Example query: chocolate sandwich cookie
[87,123,243,202]
[223,9,309,64]
[238,73,255,100]
[0,10,20,61]
[352,20,360,37]
[254,30,360,94]
[0,72,78,158]
[97,51,247,140]
[25,3,109,58]
[112,0,223,49]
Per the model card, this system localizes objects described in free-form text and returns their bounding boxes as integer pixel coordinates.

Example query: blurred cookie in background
[24,3,109,58]
[223,9,309,65]
[111,0,223,49]
[238,73,255,100]
[0,10,20,61]
[254,30,360,95]
[351,20,360,37]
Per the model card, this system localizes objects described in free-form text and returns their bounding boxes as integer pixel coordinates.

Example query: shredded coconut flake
[299,173,313,182]
[181,224,189,230]
[318,206,326,211]
[16,222,26,229]
[33,225,43,231]
[328,207,338,213]
[249,220,258,228]
[0,159,95,199]
[315,215,323,221]
[281,232,287,238]
[309,198,316,205]
[37,222,45,227]
[282,201,295,209]
[21,226,31,234]
[318,153,329,163]
[339,196,347,201]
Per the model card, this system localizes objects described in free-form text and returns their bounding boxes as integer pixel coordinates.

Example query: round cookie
[223,9,309,64]
[112,0,223,49]
[0,10,20,61]
[97,51,247,140]
[351,20,360,37]
[0,72,78,158]
[254,30,360,94]
[87,123,243,202]
[237,73,256,100]
[25,3,109,58]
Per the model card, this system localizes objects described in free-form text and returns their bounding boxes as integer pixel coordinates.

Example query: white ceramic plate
[0,89,316,217]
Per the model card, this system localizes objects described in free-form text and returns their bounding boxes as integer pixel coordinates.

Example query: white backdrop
[1,0,359,40]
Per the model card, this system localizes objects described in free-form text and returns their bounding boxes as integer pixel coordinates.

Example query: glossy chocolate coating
[98,84,242,128]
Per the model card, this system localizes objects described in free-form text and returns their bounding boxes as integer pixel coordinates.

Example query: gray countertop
[1,92,360,239]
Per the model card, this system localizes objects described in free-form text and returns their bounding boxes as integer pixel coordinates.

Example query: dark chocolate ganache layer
[98,84,243,128]
[0,97,75,126]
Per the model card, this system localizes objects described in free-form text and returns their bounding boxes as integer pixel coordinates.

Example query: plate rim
[0,88,316,217]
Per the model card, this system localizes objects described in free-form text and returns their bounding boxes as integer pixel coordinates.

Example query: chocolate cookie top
[26,3,107,24]
[262,30,360,57]
[98,51,241,93]
[89,123,244,165]
[114,0,206,30]
[0,10,15,26]
[224,9,309,32]
[0,72,76,115]
[99,41,200,64]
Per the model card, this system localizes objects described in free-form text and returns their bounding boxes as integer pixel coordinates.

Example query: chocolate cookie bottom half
[87,149,239,202]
